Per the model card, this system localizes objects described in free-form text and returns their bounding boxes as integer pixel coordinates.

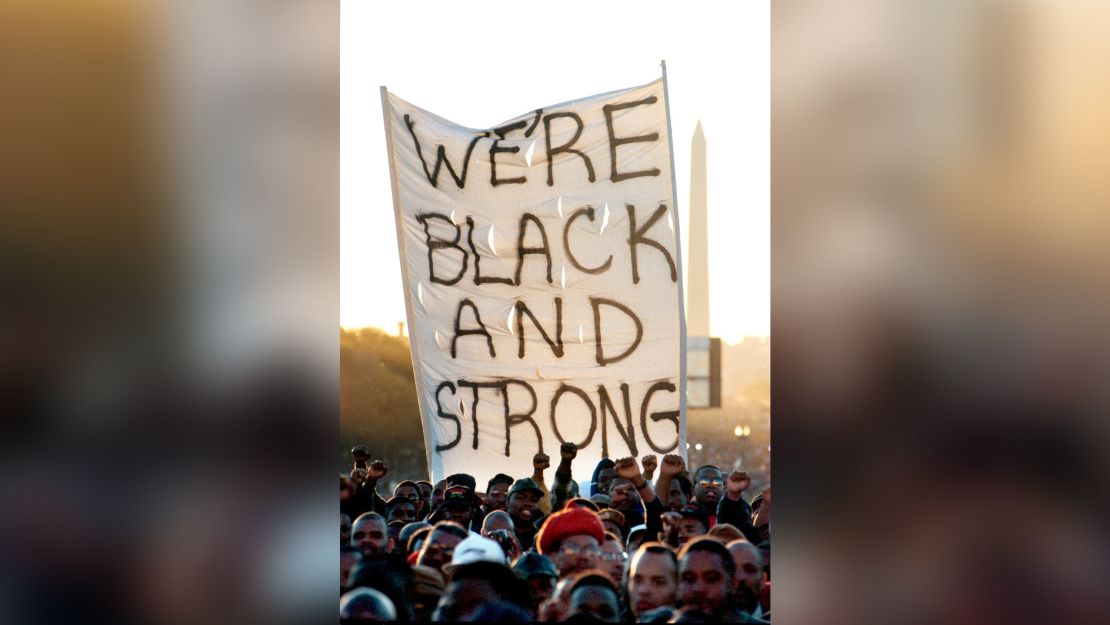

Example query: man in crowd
[536,506,606,577]
[718,471,762,543]
[414,521,468,575]
[350,512,392,556]
[728,540,767,621]
[626,542,678,621]
[566,571,622,622]
[692,465,725,525]
[427,484,475,529]
[433,561,531,621]
[507,477,544,549]
[678,537,767,623]
[384,495,417,525]
[483,473,514,514]
[512,552,559,608]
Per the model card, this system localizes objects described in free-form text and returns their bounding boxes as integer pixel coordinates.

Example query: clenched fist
[659,454,685,477]
[640,454,658,479]
[559,442,578,461]
[726,471,750,495]
[367,460,388,480]
[533,452,550,472]
[614,457,642,480]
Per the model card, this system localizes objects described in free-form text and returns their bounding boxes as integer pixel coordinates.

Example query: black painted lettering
[543,112,596,186]
[416,212,468,286]
[451,299,496,359]
[549,384,597,448]
[489,120,527,187]
[563,206,613,275]
[640,381,680,453]
[514,213,553,285]
[515,297,564,358]
[626,203,677,284]
[597,382,638,458]
[590,297,644,366]
[465,217,513,286]
[457,379,501,450]
[603,96,662,182]
[500,379,544,457]
[432,381,462,452]
[404,114,487,189]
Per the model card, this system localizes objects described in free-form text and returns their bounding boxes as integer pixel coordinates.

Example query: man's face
[600,539,627,584]
[481,511,513,536]
[417,528,463,573]
[629,551,678,618]
[395,485,421,508]
[486,482,510,511]
[609,479,637,511]
[341,513,351,546]
[434,578,496,621]
[417,482,433,505]
[443,503,471,527]
[351,516,391,556]
[668,483,688,511]
[694,468,724,507]
[569,586,620,622]
[508,489,540,526]
[729,543,764,607]
[553,534,601,576]
[387,501,416,524]
[597,468,617,495]
[679,551,732,616]
[677,518,707,546]
[431,480,447,508]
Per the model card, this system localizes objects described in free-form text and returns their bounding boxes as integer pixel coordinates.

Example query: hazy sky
[341,1,768,342]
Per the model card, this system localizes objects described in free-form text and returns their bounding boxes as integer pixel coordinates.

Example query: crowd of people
[340,442,771,622]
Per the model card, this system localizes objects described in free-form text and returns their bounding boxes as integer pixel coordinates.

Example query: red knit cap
[536,506,606,555]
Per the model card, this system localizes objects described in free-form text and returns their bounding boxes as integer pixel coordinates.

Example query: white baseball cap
[442,535,506,576]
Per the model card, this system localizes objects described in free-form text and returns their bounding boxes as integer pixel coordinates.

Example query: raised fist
[349,467,368,485]
[533,452,550,472]
[614,457,641,480]
[640,454,658,478]
[367,460,388,480]
[559,442,578,460]
[661,511,682,529]
[726,470,750,495]
[659,454,685,477]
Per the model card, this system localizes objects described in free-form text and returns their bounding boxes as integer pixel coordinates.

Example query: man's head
[431,479,447,509]
[567,571,621,622]
[596,509,625,539]
[433,485,474,527]
[351,512,393,556]
[339,587,396,621]
[385,496,417,525]
[433,561,528,621]
[677,506,710,546]
[678,537,736,617]
[596,466,617,496]
[507,478,544,527]
[415,521,469,574]
[628,542,679,619]
[485,473,514,512]
[512,552,559,606]
[693,466,724,508]
[727,540,764,611]
[398,521,431,556]
[341,512,352,546]
[416,480,433,508]
[481,510,514,537]
[608,477,638,512]
[393,480,422,511]
[670,475,692,511]
[537,507,606,577]
[599,532,627,585]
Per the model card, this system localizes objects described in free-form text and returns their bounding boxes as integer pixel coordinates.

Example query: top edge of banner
[384,77,666,134]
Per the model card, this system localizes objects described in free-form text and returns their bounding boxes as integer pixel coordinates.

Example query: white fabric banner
[382,78,687,489]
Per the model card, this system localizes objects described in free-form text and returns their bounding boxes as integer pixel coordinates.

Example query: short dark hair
[629,542,677,586]
[678,537,735,579]
[385,496,414,510]
[431,521,470,541]
[486,473,514,492]
[694,465,721,476]
[393,480,418,495]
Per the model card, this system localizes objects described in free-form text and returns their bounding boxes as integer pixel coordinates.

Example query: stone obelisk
[687,121,710,337]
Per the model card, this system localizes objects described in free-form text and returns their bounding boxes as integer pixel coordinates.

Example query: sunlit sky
[341,1,768,342]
